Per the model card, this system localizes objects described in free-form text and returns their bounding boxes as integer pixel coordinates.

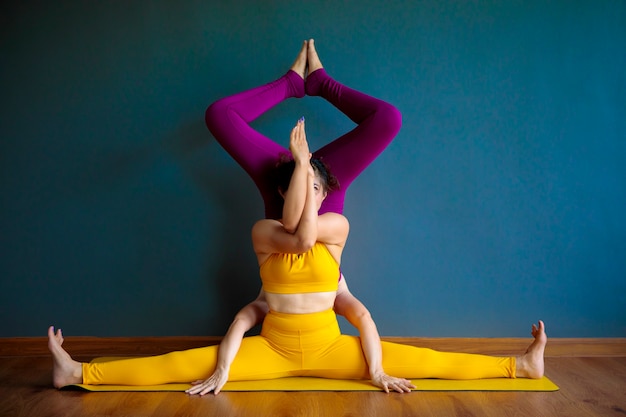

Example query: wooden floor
[1,337,625,417]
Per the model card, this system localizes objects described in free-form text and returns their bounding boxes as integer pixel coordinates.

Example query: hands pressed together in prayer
[291,116,314,176]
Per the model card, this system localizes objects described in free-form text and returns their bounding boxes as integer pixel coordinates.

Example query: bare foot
[290,40,308,79]
[48,326,83,388]
[307,38,324,74]
[516,320,547,378]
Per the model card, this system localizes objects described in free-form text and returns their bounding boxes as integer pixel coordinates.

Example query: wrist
[215,363,231,373]
[370,367,385,379]
[293,155,309,164]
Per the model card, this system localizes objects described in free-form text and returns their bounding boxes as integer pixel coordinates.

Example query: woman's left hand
[371,372,416,393]
[186,369,229,396]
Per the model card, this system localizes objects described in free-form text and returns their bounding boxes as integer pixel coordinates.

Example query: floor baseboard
[1,336,624,357]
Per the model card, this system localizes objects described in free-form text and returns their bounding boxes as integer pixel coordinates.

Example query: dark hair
[273,153,339,194]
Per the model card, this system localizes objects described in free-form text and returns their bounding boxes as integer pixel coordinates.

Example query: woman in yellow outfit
[48,107,547,394]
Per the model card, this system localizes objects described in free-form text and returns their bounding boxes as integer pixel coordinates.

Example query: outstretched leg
[515,320,547,378]
[205,41,308,219]
[48,326,82,388]
[373,321,546,380]
[273,311,543,382]
[305,39,402,215]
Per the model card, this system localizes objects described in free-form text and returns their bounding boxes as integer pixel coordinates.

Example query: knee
[205,99,229,131]
[377,102,402,136]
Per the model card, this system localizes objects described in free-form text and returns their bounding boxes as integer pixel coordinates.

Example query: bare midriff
[265,291,337,314]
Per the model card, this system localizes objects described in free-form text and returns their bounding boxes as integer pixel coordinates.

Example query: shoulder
[319,212,349,228]
[252,219,283,235]
[317,213,350,246]
[251,219,284,250]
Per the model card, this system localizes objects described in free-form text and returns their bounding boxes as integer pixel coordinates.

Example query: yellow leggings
[83,309,515,385]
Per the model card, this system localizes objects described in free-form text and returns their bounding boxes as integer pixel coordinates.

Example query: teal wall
[1,1,624,337]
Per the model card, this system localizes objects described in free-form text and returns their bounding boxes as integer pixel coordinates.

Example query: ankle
[286,70,305,98]
[305,68,329,96]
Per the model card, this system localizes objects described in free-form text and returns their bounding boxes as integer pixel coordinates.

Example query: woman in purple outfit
[197,39,412,394]
[205,39,401,220]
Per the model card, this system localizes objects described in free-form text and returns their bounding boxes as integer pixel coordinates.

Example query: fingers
[380,376,414,394]
[400,379,416,393]
[372,372,415,393]
[186,376,228,396]
[290,118,310,163]
[387,380,414,393]
[186,380,216,396]
[187,384,212,396]
[291,118,306,142]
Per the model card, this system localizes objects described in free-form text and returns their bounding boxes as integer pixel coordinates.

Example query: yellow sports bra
[260,242,340,294]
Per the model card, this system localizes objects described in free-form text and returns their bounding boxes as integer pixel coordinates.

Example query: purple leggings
[205,68,401,219]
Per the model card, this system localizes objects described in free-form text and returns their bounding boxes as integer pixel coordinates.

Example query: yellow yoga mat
[69,376,558,392]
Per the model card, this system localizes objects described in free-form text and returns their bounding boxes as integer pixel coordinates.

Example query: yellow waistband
[264,308,337,331]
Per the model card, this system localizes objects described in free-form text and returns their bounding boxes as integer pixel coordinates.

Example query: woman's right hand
[186,368,229,396]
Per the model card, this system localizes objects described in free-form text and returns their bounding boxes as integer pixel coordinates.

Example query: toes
[48,326,61,344]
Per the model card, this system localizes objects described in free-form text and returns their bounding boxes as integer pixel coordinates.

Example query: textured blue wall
[1,0,624,337]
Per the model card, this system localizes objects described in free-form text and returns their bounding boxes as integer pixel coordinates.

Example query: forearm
[336,285,385,379]
[214,318,249,373]
[335,281,414,393]
[294,175,318,245]
[355,315,385,378]
[282,163,308,232]
[214,296,267,373]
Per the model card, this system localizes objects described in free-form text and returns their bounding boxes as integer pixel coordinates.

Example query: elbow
[354,310,376,329]
[230,314,253,333]
[295,236,316,253]
[282,221,298,234]
[229,316,245,330]
[358,310,374,323]
[293,224,317,252]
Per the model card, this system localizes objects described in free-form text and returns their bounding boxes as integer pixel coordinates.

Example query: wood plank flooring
[1,338,625,417]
